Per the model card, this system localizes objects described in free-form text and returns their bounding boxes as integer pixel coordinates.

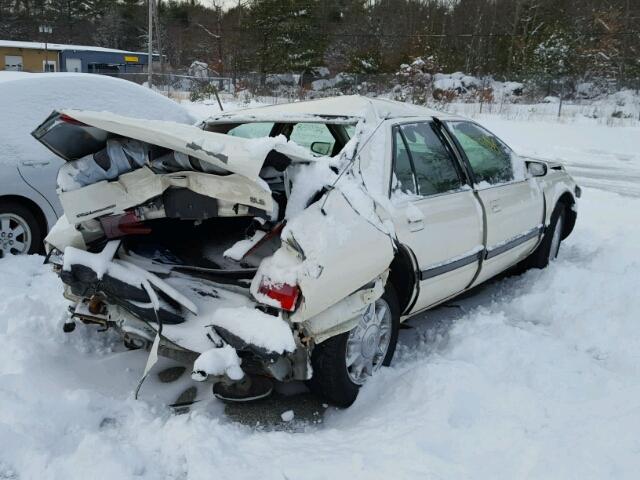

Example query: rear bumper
[60,261,311,382]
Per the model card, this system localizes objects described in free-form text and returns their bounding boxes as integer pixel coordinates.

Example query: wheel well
[0,195,48,239]
[388,244,418,315]
[557,192,576,240]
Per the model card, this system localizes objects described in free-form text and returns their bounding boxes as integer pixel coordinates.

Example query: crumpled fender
[252,189,395,324]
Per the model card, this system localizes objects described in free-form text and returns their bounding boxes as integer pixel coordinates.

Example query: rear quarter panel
[0,164,58,230]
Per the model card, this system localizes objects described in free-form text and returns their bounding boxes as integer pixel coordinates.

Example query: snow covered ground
[1,99,640,479]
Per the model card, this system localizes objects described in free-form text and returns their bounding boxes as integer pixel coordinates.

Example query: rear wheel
[308,286,400,407]
[0,202,42,257]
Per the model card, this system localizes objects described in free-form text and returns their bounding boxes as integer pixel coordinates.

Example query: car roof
[0,72,194,167]
[205,95,464,124]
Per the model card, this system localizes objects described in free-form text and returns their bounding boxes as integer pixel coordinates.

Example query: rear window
[227,122,274,139]
[31,112,110,161]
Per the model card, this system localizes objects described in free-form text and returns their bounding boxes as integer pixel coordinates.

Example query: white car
[37,96,580,407]
[0,72,193,257]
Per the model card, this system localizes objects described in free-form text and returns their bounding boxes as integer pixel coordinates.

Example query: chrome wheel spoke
[11,225,24,238]
[11,241,26,253]
[346,297,394,385]
[0,218,9,234]
[363,304,376,324]
[362,356,374,377]
[346,345,361,367]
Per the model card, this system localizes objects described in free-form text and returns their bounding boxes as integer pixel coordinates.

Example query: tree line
[1,0,639,83]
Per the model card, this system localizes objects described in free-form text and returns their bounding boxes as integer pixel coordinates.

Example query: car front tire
[308,286,400,407]
[521,203,567,270]
[0,201,42,257]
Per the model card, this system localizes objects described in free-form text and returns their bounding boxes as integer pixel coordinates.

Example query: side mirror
[526,161,547,177]
[310,141,332,156]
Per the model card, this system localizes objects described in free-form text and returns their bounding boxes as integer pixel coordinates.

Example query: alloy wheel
[345,298,393,385]
[0,213,32,256]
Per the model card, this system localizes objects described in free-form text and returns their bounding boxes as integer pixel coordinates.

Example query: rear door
[446,121,544,284]
[391,121,483,312]
[17,158,64,217]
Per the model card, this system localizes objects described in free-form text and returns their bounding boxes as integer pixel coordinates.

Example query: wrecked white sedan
[36,96,580,407]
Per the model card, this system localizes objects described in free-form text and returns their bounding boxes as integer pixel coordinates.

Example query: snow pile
[63,242,198,314]
[251,246,303,297]
[223,230,267,261]
[280,410,294,422]
[2,90,640,479]
[433,72,465,93]
[310,73,354,91]
[284,161,337,219]
[2,180,640,478]
[0,73,193,166]
[192,345,243,380]
[206,307,296,354]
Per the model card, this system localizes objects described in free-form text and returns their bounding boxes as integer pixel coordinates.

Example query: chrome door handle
[407,218,425,232]
[22,160,50,167]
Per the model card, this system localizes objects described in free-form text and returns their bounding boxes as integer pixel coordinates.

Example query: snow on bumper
[60,243,297,365]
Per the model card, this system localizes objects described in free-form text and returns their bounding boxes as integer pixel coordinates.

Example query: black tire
[520,203,567,271]
[307,285,401,408]
[0,201,43,256]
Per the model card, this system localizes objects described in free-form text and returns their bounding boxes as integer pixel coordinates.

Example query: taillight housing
[258,278,300,312]
[59,113,86,126]
[99,211,151,239]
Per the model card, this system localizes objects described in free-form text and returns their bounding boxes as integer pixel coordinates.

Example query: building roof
[206,95,461,124]
[0,39,151,56]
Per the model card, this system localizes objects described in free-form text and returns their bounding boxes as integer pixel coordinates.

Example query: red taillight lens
[99,211,151,239]
[258,279,300,312]
[59,113,86,126]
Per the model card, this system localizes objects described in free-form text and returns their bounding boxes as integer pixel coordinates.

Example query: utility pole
[153,0,164,76]
[39,24,53,72]
[216,3,223,76]
[148,0,153,88]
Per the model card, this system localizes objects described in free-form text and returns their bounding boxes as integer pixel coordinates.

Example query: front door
[446,121,544,284]
[391,121,484,312]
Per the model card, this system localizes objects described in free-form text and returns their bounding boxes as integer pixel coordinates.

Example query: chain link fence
[108,70,640,123]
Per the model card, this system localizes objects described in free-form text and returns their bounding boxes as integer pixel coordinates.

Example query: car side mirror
[526,161,547,177]
[310,141,332,156]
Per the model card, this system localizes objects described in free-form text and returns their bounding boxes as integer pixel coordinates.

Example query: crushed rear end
[35,108,395,398]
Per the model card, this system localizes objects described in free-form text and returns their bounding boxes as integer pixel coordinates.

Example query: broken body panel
[38,96,579,398]
[39,105,396,385]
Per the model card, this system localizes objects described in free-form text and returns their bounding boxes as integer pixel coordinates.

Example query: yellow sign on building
[124,55,139,63]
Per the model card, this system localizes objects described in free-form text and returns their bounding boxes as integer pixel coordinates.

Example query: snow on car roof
[0,39,148,55]
[206,95,463,124]
[0,71,33,83]
[0,73,193,166]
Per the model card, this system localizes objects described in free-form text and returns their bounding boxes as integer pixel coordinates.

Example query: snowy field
[1,99,640,479]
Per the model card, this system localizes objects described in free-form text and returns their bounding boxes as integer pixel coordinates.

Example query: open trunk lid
[32,109,274,180]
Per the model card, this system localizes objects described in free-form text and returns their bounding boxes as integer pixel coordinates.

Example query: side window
[344,124,356,139]
[399,122,462,196]
[447,121,514,185]
[227,122,274,139]
[392,129,417,195]
[290,123,336,154]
